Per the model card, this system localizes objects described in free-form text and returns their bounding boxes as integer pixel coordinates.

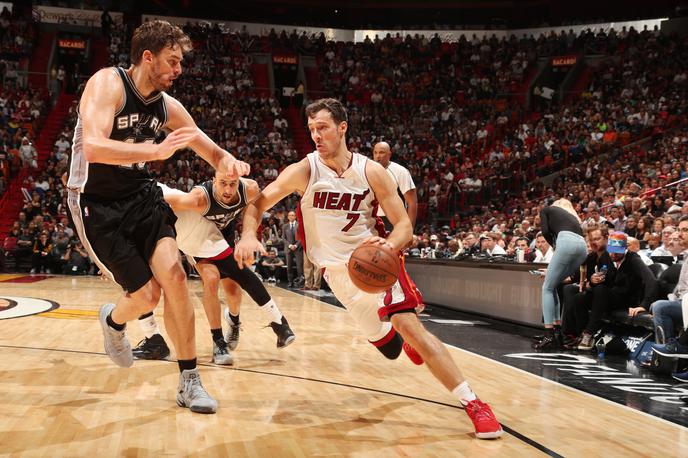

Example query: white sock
[139,314,160,339]
[452,381,477,406]
[259,299,283,324]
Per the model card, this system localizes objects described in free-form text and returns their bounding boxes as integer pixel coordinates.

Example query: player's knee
[166,264,187,285]
[133,283,161,313]
[203,271,221,292]
[370,329,403,359]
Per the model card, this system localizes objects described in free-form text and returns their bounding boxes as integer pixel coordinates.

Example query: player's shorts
[323,257,424,343]
[193,247,236,280]
[67,182,177,293]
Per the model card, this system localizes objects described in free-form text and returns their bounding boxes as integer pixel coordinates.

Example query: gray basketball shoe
[177,369,218,414]
[212,338,234,365]
[223,308,241,351]
[98,303,133,368]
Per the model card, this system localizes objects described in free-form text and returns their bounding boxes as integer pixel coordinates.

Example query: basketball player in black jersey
[133,171,295,362]
[66,20,249,414]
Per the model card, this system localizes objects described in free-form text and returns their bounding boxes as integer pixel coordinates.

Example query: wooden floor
[1,276,687,457]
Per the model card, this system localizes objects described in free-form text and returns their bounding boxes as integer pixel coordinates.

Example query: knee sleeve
[236,267,271,306]
[215,255,271,305]
[370,328,403,360]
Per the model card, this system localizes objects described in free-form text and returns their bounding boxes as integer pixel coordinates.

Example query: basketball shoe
[176,369,217,414]
[270,317,296,348]
[673,370,688,383]
[132,334,170,360]
[212,338,234,365]
[651,338,688,358]
[464,399,503,439]
[98,303,133,368]
[223,308,241,351]
[403,342,424,365]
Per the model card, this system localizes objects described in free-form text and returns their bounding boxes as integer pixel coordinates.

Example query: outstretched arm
[164,94,250,178]
[163,187,209,213]
[234,159,309,268]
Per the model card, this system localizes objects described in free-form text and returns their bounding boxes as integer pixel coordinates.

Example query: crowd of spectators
[322,28,685,225]
[0,9,45,198]
[2,22,688,295]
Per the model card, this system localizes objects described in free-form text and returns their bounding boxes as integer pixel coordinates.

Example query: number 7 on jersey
[342,212,359,232]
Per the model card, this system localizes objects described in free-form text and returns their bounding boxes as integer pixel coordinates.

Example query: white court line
[281,283,688,432]
[446,343,688,431]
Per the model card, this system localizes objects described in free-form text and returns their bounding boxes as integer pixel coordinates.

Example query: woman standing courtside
[534,199,587,350]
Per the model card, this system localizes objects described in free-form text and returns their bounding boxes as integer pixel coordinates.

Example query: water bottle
[596,337,606,359]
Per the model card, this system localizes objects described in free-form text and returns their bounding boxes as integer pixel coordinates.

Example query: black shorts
[194,251,238,280]
[194,252,271,306]
[68,182,177,293]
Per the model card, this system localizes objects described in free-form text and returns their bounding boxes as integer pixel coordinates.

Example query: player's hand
[218,155,250,178]
[234,236,267,269]
[154,127,199,160]
[628,306,645,317]
[362,236,396,251]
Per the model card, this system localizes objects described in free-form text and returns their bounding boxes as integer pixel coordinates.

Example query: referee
[372,141,417,232]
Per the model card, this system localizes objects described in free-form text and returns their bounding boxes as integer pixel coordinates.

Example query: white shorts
[323,265,392,342]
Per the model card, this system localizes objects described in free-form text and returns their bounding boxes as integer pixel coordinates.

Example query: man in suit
[282,210,303,288]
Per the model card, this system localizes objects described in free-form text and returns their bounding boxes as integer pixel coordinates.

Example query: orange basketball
[347,243,400,294]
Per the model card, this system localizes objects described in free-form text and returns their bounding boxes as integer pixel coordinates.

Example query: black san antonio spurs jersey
[197,179,248,238]
[67,67,168,200]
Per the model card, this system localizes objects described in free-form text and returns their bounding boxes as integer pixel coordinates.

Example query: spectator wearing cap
[480,232,506,256]
[428,234,442,251]
[577,231,658,351]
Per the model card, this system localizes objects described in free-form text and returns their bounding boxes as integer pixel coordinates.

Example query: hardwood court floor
[1,276,687,457]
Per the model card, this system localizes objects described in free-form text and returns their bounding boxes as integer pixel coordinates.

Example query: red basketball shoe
[402,342,424,365]
[464,399,503,439]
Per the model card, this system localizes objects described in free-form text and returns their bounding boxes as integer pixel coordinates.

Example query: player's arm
[81,68,197,165]
[163,187,209,213]
[234,159,309,268]
[404,188,418,229]
[164,94,250,178]
[366,160,412,251]
[242,178,261,204]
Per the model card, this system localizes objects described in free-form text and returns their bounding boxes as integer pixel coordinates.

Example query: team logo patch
[0,296,59,320]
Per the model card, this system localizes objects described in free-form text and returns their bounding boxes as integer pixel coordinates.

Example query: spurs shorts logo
[0,296,59,320]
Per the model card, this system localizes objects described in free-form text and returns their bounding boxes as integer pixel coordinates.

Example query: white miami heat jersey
[158,183,229,258]
[301,152,377,268]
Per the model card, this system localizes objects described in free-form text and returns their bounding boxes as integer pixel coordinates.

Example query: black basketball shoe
[270,317,296,349]
[132,333,170,360]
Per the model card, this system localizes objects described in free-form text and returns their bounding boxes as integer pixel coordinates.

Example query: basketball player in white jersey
[131,177,295,365]
[372,141,417,231]
[234,98,503,439]
[66,20,249,414]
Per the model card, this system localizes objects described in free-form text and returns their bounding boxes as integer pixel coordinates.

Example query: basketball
[347,242,400,294]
